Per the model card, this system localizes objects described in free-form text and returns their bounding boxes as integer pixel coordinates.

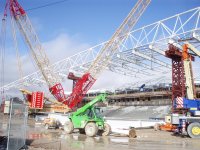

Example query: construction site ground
[1,108,200,150]
[25,119,199,150]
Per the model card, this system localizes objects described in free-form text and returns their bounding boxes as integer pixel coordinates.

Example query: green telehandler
[64,93,111,137]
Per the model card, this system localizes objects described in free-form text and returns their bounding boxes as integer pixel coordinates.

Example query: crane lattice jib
[88,0,151,78]
[9,0,66,102]
[65,0,151,108]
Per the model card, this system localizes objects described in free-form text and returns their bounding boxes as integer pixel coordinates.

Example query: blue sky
[24,0,200,44]
[1,0,199,46]
[0,0,200,92]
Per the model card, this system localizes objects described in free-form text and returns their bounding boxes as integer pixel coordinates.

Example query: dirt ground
[26,119,200,150]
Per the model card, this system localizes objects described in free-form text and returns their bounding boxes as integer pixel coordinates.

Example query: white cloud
[43,33,90,63]
[30,17,44,32]
[92,71,134,90]
[1,31,144,99]
[1,32,90,96]
[2,32,91,82]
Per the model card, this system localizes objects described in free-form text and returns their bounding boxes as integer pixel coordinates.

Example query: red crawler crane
[3,0,151,109]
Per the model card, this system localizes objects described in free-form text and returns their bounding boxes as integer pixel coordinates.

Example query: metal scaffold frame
[1,7,200,93]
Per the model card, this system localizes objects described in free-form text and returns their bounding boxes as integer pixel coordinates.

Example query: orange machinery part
[182,44,194,61]
[159,123,177,132]
[182,44,189,60]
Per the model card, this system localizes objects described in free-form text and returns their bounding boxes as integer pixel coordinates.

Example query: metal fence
[0,113,8,150]
[7,98,28,150]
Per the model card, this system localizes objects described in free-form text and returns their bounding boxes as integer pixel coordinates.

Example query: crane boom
[88,0,151,78]
[182,44,195,99]
[8,0,66,103]
[185,42,200,57]
[65,0,151,108]
[182,42,200,100]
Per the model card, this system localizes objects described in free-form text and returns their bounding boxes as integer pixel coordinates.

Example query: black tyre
[64,121,74,134]
[79,128,85,134]
[187,122,200,138]
[85,122,98,137]
[102,123,111,136]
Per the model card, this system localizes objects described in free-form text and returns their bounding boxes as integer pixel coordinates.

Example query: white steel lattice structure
[1,7,200,93]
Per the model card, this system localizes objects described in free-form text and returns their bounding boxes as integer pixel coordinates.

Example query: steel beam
[132,50,171,68]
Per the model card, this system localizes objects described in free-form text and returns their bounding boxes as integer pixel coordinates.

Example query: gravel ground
[26,121,200,150]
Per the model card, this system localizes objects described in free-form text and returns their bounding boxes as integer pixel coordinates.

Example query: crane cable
[26,0,70,11]
[10,15,24,81]
[0,18,6,102]
[0,0,9,102]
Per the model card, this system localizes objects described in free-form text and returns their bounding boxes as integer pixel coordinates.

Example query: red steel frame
[65,73,96,109]
[9,0,25,17]
[165,44,186,110]
[68,72,80,88]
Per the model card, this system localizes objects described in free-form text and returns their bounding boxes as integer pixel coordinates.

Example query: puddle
[111,138,129,143]
[73,135,79,140]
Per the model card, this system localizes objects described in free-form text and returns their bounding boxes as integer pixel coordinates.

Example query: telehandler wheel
[187,122,200,138]
[64,121,74,134]
[85,122,98,137]
[102,123,111,136]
